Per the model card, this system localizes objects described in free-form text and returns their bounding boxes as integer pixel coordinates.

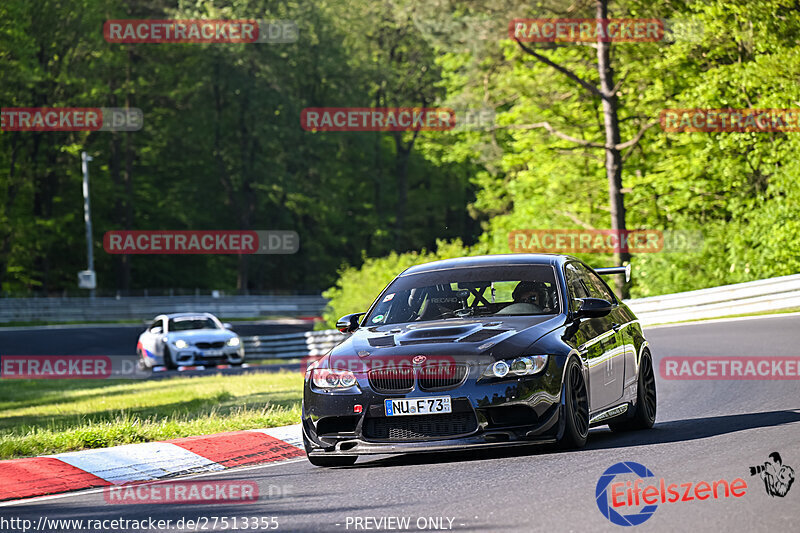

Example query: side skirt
[589,403,629,427]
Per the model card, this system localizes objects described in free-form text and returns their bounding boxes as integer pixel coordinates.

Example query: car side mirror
[150,326,162,334]
[223,322,233,330]
[573,298,613,319]
[336,313,365,334]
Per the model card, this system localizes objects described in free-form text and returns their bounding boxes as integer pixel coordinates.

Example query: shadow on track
[347,409,800,469]
[586,409,800,449]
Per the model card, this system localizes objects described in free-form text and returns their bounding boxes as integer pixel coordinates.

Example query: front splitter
[307,435,558,456]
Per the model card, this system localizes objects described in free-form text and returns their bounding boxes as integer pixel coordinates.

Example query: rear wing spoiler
[595,264,631,283]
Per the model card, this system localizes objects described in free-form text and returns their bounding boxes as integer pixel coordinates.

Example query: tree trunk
[393,136,411,250]
[596,0,629,297]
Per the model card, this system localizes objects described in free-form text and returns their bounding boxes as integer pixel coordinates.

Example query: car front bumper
[302,357,566,456]
[171,347,244,366]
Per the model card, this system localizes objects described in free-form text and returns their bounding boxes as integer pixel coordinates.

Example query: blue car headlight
[226,337,240,347]
[174,339,189,349]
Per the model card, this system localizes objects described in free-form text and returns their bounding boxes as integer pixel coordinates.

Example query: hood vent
[405,326,471,339]
[458,329,509,343]
[399,338,453,345]
[368,336,395,347]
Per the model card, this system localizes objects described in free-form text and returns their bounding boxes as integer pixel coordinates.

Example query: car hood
[166,329,236,343]
[328,315,564,367]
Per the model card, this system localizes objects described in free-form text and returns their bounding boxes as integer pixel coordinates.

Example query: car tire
[559,357,589,449]
[307,455,358,467]
[163,347,177,370]
[608,350,656,432]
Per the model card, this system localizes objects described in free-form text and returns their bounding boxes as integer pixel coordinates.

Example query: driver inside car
[509,281,551,313]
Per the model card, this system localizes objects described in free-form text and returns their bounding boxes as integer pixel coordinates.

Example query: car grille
[368,367,414,392]
[196,341,225,349]
[363,412,478,441]
[367,363,468,392]
[418,363,468,390]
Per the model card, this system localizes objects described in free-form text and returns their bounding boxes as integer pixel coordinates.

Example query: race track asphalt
[2,314,799,532]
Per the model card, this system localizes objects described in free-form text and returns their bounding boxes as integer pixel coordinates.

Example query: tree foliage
[0,0,797,310]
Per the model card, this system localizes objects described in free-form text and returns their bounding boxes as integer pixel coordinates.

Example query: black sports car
[302,254,656,466]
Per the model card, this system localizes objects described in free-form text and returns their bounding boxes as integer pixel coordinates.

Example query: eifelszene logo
[750,452,795,497]
[596,462,748,526]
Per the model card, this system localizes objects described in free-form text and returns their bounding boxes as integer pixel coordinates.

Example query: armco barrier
[0,295,326,323]
[624,273,800,325]
[243,330,342,359]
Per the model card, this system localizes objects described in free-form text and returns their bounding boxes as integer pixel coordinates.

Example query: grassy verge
[0,371,303,460]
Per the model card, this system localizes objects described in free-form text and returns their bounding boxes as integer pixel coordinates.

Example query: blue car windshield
[364,265,560,326]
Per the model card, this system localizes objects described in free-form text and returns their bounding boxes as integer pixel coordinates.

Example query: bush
[322,240,474,328]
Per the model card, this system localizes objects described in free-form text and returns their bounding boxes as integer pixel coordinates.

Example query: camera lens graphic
[596,462,658,526]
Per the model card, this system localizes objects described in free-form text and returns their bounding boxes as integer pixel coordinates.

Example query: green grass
[0,371,303,460]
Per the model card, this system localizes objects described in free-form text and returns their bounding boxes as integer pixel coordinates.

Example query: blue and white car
[137,312,245,369]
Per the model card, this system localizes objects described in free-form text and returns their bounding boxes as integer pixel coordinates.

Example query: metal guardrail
[0,295,327,323]
[625,273,800,325]
[242,274,800,359]
[243,330,342,359]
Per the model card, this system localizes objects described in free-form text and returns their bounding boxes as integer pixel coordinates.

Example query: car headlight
[226,337,240,347]
[311,368,359,390]
[483,355,548,378]
[174,339,189,349]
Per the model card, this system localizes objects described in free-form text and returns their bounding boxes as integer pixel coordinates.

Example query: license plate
[203,349,223,356]
[385,396,452,416]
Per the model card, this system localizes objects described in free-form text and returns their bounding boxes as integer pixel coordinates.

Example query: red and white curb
[0,424,304,502]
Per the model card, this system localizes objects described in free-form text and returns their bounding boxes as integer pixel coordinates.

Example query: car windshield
[168,317,218,331]
[364,265,560,326]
